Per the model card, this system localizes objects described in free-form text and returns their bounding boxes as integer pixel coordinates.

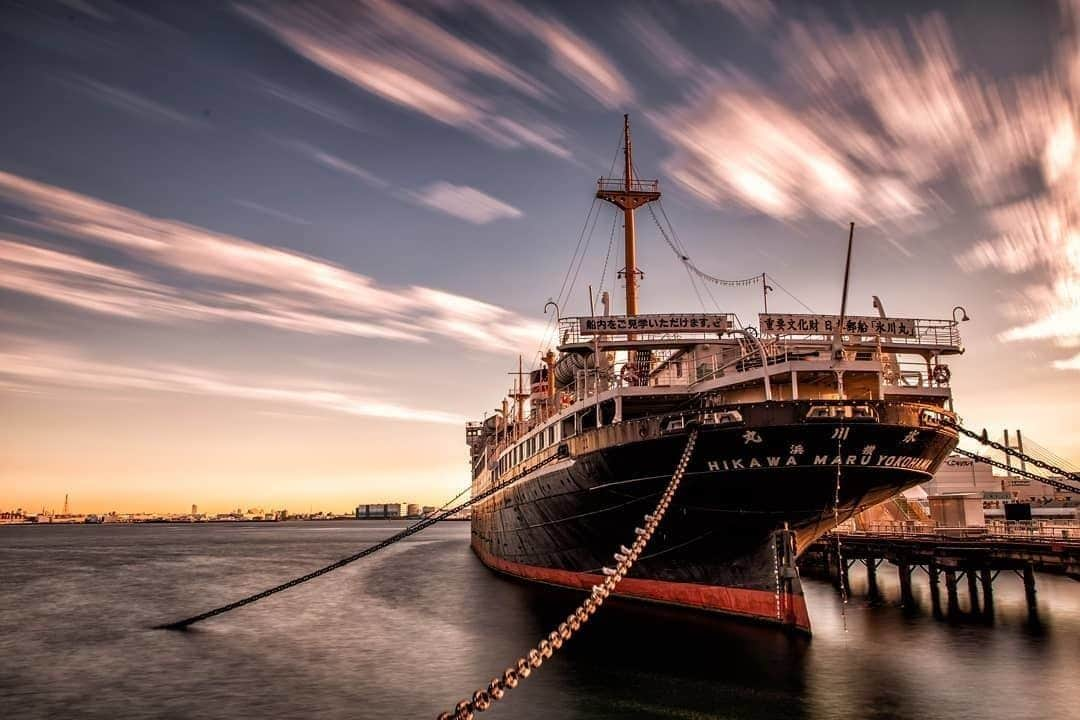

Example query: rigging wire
[528,126,626,372]
[653,198,708,313]
[595,208,619,310]
[765,273,817,314]
[647,202,761,288]
[565,201,606,315]
[1022,437,1079,472]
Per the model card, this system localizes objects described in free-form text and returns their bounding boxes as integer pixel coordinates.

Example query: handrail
[596,178,659,194]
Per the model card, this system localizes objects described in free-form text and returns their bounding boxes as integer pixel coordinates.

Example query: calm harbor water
[1,521,1077,719]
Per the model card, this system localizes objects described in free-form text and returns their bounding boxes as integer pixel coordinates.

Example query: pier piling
[1022,564,1038,621]
[897,562,914,608]
[944,569,959,617]
[966,568,981,614]
[866,558,880,600]
[979,568,994,619]
[929,561,943,618]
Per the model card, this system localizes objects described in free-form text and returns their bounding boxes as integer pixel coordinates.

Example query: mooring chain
[156,452,562,630]
[953,448,1080,496]
[942,419,1079,482]
[436,429,699,720]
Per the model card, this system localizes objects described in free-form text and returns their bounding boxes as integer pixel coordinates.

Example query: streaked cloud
[281,139,391,189]
[652,3,1080,367]
[66,75,201,127]
[57,0,112,23]
[0,337,462,425]
[1054,351,1080,370]
[0,170,546,352]
[411,182,523,225]
[624,10,699,79]
[232,199,311,226]
[254,78,364,131]
[235,1,573,159]
[654,74,925,226]
[468,0,635,108]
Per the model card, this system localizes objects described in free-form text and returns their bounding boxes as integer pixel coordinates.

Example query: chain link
[436,429,699,720]
[953,448,1080,495]
[942,419,1079,483]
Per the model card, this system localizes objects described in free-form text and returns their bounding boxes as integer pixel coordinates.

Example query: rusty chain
[942,418,1079,482]
[953,448,1080,495]
[436,428,699,720]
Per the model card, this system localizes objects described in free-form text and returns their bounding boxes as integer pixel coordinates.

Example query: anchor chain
[156,452,563,630]
[942,419,1079,483]
[436,429,699,720]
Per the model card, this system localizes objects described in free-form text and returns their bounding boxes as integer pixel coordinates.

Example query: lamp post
[952,306,970,324]
[544,299,561,322]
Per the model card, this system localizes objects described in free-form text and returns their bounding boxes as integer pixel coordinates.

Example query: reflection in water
[0,522,1076,719]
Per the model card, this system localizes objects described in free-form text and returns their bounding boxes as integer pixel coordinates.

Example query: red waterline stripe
[472,542,811,632]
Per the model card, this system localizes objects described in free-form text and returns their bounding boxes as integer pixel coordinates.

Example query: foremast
[595,115,661,317]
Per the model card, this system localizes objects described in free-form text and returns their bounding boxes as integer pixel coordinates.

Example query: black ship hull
[471,401,958,632]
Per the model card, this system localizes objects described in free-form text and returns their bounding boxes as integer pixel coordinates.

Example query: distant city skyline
[3,1,1079,513]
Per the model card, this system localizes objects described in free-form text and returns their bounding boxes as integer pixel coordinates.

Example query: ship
[465,116,963,632]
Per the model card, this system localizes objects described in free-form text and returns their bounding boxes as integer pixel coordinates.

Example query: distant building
[355,503,404,519]
[922,455,999,495]
[406,503,421,518]
[928,493,985,527]
[422,506,437,516]
[1003,473,1061,500]
[923,453,1064,501]
[191,504,198,516]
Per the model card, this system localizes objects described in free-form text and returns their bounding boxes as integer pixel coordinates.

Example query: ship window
[548,426,556,444]
[561,414,576,438]
[599,399,616,425]
[580,406,597,429]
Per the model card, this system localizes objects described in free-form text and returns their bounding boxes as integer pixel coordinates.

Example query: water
[1,521,1077,720]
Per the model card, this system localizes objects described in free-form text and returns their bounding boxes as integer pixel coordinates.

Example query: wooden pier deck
[803,530,1080,621]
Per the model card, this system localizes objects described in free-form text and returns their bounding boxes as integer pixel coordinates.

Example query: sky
[2,0,1078,515]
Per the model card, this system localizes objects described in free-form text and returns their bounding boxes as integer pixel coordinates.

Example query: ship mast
[596,115,661,316]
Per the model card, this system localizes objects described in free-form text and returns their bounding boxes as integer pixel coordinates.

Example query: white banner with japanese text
[758,313,919,338]
[578,314,731,335]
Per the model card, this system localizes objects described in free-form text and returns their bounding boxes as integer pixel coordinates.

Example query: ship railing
[759,317,962,349]
[879,357,953,389]
[596,178,660,194]
[556,316,735,347]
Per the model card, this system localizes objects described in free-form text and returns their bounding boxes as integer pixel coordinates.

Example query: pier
[804,530,1080,620]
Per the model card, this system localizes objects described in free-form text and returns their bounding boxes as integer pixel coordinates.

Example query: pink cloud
[0,337,463,424]
[0,171,546,353]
